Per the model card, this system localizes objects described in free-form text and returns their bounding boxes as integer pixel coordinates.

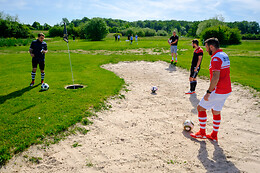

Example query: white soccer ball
[151,86,158,93]
[41,83,49,91]
[183,120,194,132]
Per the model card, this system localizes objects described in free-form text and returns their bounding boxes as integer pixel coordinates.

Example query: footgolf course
[0,35,259,168]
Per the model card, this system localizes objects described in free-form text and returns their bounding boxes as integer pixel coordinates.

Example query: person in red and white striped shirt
[190,38,232,142]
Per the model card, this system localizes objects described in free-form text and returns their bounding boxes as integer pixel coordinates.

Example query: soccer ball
[183,120,194,132]
[41,83,49,91]
[151,86,158,93]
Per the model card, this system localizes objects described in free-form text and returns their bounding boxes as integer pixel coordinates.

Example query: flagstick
[67,42,75,89]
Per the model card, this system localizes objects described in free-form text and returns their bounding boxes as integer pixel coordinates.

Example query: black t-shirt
[191,47,203,67]
[30,39,47,61]
[169,35,178,46]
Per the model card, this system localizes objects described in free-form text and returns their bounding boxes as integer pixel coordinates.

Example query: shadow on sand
[0,84,40,104]
[165,64,177,73]
[182,131,240,173]
[189,93,200,114]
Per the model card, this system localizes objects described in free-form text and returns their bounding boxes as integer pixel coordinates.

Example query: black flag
[63,22,68,43]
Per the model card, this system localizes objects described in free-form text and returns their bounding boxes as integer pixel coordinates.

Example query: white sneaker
[185,91,195,94]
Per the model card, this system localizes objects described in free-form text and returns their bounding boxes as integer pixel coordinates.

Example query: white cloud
[0,0,259,25]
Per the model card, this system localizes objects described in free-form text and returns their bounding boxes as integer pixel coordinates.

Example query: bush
[49,26,63,37]
[80,18,108,41]
[157,30,168,36]
[0,38,33,47]
[201,25,241,45]
[143,28,156,36]
[0,19,31,38]
[242,33,260,40]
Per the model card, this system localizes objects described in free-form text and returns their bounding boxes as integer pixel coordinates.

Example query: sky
[0,0,259,25]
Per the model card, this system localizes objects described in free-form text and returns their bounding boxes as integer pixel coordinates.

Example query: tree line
[0,11,259,42]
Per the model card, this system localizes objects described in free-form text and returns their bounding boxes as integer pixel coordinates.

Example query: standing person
[130,34,133,44]
[190,38,232,142]
[29,33,48,86]
[117,34,120,41]
[135,34,138,44]
[168,31,178,63]
[115,34,117,41]
[185,39,203,94]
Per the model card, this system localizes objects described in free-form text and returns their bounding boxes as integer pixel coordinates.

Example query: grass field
[0,34,259,165]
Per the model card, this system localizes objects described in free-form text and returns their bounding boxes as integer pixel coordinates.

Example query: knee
[212,109,221,115]
[197,105,206,112]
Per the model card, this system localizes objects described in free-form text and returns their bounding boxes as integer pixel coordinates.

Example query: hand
[203,93,211,101]
[30,53,35,58]
[194,68,198,72]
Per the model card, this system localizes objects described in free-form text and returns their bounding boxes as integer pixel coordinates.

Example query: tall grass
[0,38,33,47]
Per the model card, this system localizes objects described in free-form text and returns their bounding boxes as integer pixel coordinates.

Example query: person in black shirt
[29,33,48,86]
[168,31,179,63]
[185,39,203,94]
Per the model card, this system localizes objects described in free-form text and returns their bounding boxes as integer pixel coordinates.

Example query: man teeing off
[190,38,232,142]
[185,39,203,94]
[29,33,48,86]
[168,31,178,63]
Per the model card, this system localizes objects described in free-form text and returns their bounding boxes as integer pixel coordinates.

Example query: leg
[30,61,37,86]
[190,105,207,139]
[40,62,45,84]
[206,109,221,141]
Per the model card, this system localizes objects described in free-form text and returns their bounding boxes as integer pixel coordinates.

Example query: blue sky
[0,0,259,25]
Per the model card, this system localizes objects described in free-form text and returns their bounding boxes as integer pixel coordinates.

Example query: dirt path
[1,61,259,173]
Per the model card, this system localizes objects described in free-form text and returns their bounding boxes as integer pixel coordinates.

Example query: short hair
[173,31,176,33]
[205,38,219,48]
[192,39,199,46]
[38,33,45,37]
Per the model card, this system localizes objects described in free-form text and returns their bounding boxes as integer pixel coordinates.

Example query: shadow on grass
[12,104,36,115]
[0,84,40,104]
[182,130,240,172]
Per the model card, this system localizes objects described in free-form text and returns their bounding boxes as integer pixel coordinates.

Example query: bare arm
[171,39,178,45]
[194,55,202,71]
[29,48,34,57]
[204,71,220,101]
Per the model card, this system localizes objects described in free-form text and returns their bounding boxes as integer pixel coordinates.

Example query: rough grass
[0,35,259,166]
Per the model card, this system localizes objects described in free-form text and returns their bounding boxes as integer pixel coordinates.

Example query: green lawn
[0,35,259,165]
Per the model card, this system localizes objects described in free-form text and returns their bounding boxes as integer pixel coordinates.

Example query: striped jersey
[209,49,232,94]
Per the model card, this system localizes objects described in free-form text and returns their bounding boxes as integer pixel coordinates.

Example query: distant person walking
[115,34,117,41]
[135,34,138,44]
[130,34,133,44]
[185,39,203,94]
[190,38,232,142]
[29,33,48,86]
[168,31,178,63]
[117,34,120,41]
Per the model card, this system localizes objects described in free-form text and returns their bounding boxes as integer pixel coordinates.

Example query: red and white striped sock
[212,114,221,137]
[198,111,207,135]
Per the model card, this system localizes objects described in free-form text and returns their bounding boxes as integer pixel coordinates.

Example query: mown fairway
[0,35,259,165]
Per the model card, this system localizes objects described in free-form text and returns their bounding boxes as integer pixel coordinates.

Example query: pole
[67,42,75,89]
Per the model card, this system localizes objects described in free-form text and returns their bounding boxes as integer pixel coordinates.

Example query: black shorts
[190,66,200,78]
[32,60,45,70]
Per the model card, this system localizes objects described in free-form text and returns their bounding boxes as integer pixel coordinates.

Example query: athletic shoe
[185,91,195,94]
[30,81,35,87]
[171,60,174,64]
[175,60,178,63]
[190,131,206,139]
[206,133,218,142]
[41,80,44,84]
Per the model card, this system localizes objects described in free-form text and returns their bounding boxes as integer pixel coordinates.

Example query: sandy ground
[1,61,260,173]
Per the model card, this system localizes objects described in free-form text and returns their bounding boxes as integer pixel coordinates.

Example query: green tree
[80,18,108,41]
[201,25,241,45]
[32,21,41,30]
[196,17,224,36]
